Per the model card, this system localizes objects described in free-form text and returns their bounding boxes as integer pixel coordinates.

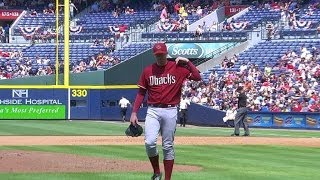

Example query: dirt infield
[0,136,319,173]
[0,150,201,173]
[0,136,320,147]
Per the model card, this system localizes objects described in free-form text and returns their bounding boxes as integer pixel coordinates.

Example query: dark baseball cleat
[242,134,250,136]
[151,173,162,180]
[231,134,239,136]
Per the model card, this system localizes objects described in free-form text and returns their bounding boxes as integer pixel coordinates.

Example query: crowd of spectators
[0,37,120,79]
[90,0,135,14]
[72,51,120,73]
[156,0,225,32]
[182,43,320,112]
[0,49,56,79]
[27,28,57,44]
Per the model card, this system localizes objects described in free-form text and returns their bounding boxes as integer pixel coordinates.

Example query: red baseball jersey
[137,61,199,105]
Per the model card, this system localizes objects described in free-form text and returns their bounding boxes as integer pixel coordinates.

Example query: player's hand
[175,56,189,65]
[130,112,139,126]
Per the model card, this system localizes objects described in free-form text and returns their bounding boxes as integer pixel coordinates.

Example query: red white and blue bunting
[19,26,40,37]
[69,25,82,34]
[157,23,177,32]
[230,22,248,31]
[293,21,312,29]
[109,26,120,33]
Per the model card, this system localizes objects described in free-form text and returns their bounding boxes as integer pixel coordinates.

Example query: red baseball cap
[153,43,168,55]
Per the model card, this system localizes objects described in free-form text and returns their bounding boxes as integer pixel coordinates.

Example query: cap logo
[156,45,162,49]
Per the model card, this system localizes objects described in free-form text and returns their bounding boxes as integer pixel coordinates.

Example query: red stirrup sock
[164,159,174,180]
[149,155,160,174]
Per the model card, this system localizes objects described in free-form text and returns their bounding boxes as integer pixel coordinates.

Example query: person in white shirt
[179,95,190,127]
[119,96,131,122]
[223,106,236,127]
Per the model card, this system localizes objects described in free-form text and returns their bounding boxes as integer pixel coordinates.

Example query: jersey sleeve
[186,61,201,81]
[137,69,148,89]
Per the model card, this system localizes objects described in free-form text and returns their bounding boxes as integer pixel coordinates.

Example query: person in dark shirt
[231,86,250,136]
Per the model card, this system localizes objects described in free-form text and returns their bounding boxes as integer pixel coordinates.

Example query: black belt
[149,104,177,108]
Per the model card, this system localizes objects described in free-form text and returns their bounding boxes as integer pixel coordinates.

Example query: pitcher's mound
[0,150,202,173]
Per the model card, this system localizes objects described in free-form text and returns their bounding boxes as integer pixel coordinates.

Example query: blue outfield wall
[70,89,147,121]
[187,103,226,127]
[247,112,320,129]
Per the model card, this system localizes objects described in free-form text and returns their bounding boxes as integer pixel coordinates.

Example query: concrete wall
[188,7,225,31]
[220,6,250,26]
[197,41,250,72]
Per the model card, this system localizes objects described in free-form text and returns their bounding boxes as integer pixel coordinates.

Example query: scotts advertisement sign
[167,43,204,59]
[167,43,229,59]
[0,10,22,20]
[225,5,248,16]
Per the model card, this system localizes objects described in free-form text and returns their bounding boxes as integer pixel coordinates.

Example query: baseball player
[119,96,131,122]
[130,42,201,180]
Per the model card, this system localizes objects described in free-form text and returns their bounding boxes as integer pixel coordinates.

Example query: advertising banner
[225,5,248,16]
[0,105,65,119]
[166,43,229,59]
[0,10,22,20]
[247,113,273,127]
[273,114,306,128]
[305,114,320,128]
[0,89,67,119]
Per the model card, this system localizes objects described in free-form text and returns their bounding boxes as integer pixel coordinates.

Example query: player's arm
[175,57,201,81]
[130,87,146,125]
[130,70,148,125]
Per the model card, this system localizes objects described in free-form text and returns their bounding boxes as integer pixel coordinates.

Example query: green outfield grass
[0,120,319,180]
[0,120,319,137]
[0,145,319,180]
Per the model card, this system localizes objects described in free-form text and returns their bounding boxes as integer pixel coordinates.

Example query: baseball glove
[125,123,143,137]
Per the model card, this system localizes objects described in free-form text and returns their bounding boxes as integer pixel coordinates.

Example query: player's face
[155,54,167,66]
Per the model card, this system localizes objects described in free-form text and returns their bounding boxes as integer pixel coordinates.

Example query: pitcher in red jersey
[130,42,201,180]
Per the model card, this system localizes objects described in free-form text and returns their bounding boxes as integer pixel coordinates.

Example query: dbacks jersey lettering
[149,74,176,86]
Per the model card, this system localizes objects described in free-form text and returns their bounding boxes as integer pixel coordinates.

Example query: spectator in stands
[0,1,5,9]
[124,6,134,14]
[30,9,37,16]
[174,2,180,14]
[222,19,230,31]
[317,24,320,33]
[152,1,162,11]
[201,21,207,32]
[70,1,78,18]
[194,25,203,39]
[226,59,235,68]
[183,17,189,31]
[160,6,168,23]
[266,22,274,41]
[196,5,203,17]
[4,24,9,43]
[209,21,218,31]
[43,7,54,15]
[48,1,54,9]
[91,38,100,47]
[103,37,115,51]
[0,27,4,43]
[91,1,100,12]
